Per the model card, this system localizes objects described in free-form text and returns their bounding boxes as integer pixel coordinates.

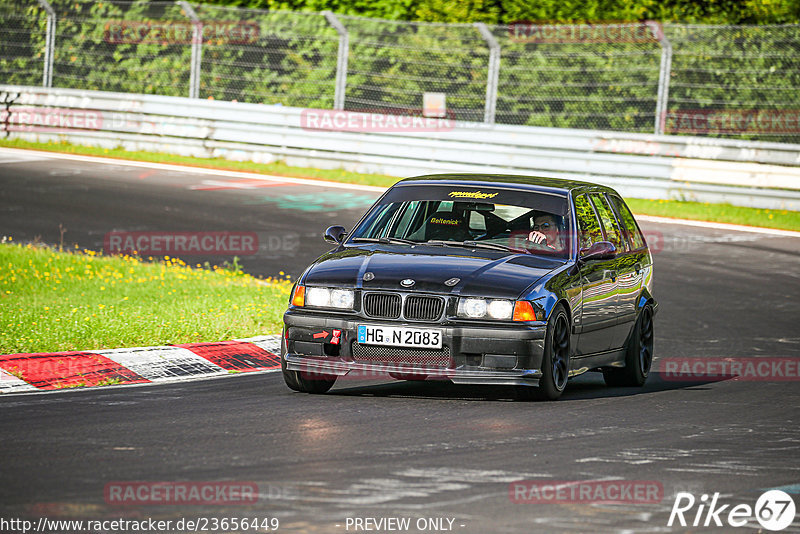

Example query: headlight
[460,298,487,318]
[330,289,354,309]
[306,287,331,307]
[303,287,355,310]
[458,298,513,320]
[488,299,514,320]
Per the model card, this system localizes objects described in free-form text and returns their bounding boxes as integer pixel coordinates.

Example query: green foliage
[0,0,797,140]
[192,3,339,105]
[0,1,48,86]
[211,0,800,24]
[49,0,192,96]
[415,0,501,23]
[341,16,491,120]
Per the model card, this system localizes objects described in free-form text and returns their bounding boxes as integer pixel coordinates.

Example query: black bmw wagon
[281,174,656,400]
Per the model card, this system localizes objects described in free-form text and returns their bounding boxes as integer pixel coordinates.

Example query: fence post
[178,1,202,99]
[323,11,348,111]
[475,23,500,125]
[37,0,55,88]
[650,22,672,135]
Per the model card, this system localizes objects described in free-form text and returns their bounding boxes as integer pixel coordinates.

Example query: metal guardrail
[2,85,799,210]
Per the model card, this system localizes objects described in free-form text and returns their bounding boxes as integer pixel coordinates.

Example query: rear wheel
[281,330,337,394]
[516,304,570,401]
[603,304,654,387]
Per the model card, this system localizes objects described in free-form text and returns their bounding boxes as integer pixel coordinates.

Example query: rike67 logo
[668,490,796,531]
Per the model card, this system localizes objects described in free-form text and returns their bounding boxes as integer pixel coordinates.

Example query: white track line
[2,147,796,238]
[637,215,800,238]
[0,147,387,193]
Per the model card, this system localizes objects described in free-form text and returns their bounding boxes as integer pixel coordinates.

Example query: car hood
[303,245,563,300]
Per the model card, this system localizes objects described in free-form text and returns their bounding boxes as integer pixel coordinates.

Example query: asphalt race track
[1,149,799,533]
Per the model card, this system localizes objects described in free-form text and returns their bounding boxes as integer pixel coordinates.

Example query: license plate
[357,325,443,349]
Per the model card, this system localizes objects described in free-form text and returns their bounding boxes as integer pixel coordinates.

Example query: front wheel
[603,304,654,387]
[280,330,337,394]
[516,304,570,401]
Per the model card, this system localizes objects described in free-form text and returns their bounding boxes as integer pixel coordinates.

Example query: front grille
[352,343,452,368]
[364,293,401,319]
[404,295,444,321]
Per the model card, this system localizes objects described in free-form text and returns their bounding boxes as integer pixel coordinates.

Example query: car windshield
[348,184,572,259]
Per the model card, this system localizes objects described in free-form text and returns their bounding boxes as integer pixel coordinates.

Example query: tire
[603,304,654,387]
[280,330,337,394]
[280,330,302,392]
[516,304,570,401]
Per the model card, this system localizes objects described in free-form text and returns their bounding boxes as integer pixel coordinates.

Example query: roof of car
[396,173,618,196]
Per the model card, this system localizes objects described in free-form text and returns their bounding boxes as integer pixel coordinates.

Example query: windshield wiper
[425,240,523,253]
[424,239,459,248]
[351,237,417,245]
[464,240,522,253]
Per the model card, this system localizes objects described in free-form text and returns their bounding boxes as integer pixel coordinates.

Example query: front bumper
[283,309,547,386]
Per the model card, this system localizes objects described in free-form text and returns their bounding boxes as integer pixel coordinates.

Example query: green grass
[0,138,399,188]
[1,138,798,231]
[0,241,292,354]
[626,199,800,232]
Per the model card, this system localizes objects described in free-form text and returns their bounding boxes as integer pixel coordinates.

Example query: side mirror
[324,225,348,245]
[580,241,617,261]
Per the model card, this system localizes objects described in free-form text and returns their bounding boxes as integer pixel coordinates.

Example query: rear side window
[573,195,603,249]
[589,193,624,251]
[609,195,647,250]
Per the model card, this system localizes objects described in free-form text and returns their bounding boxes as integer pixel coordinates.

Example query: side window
[573,195,603,249]
[609,195,647,250]
[590,193,624,251]
[359,203,399,238]
[391,201,422,238]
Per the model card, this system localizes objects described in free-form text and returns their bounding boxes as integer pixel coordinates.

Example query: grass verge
[1,138,798,231]
[0,241,291,354]
[0,138,398,188]
[626,199,800,232]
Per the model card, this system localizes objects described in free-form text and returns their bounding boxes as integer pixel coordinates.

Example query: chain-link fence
[0,0,48,87]
[2,0,799,142]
